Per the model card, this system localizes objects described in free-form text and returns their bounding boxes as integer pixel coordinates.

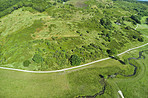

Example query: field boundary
[0,43,148,73]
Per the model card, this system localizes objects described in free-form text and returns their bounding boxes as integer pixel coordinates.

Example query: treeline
[0,0,72,18]
[0,0,52,18]
[0,0,22,12]
[114,0,148,23]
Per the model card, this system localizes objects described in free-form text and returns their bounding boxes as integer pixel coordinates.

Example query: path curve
[135,24,139,30]
[118,90,124,98]
[0,43,148,73]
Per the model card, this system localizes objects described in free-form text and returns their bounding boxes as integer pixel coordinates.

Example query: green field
[108,45,148,98]
[0,45,148,97]
[0,55,134,97]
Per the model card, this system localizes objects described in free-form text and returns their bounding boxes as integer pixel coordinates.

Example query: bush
[69,55,81,66]
[146,18,148,24]
[107,48,117,56]
[32,54,43,63]
[23,60,31,67]
[124,58,129,65]
[130,15,141,24]
[100,18,112,29]
[138,37,144,42]
[114,55,120,60]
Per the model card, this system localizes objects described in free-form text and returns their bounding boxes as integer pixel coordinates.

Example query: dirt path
[0,43,148,73]
[118,90,124,98]
[135,24,139,30]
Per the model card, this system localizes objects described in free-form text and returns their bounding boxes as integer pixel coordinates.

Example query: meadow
[0,44,148,97]
[111,45,148,98]
[0,53,135,98]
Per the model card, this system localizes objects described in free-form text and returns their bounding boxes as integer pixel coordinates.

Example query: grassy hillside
[0,0,148,71]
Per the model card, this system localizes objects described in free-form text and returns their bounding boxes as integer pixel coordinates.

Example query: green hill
[0,0,148,71]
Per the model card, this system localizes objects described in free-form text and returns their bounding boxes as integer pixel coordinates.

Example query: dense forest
[0,0,148,70]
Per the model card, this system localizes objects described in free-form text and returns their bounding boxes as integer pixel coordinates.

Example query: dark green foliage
[23,60,31,67]
[0,0,22,12]
[138,36,144,42]
[32,54,43,63]
[57,0,70,3]
[130,15,141,24]
[69,55,81,66]
[0,0,53,18]
[125,26,131,30]
[146,18,148,24]
[30,0,52,12]
[107,48,117,56]
[100,18,112,29]
[133,35,137,39]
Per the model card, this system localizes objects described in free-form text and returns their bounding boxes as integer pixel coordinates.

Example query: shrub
[124,58,129,65]
[32,54,43,63]
[146,18,148,24]
[107,48,117,56]
[23,60,31,67]
[138,36,144,42]
[130,15,141,24]
[69,55,81,66]
[100,18,112,29]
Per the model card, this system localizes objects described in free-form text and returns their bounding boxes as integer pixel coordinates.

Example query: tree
[69,55,81,66]
[138,36,144,42]
[23,60,31,67]
[32,54,43,63]
[146,18,148,24]
[100,18,112,29]
[130,15,141,24]
[125,26,131,30]
[107,48,117,56]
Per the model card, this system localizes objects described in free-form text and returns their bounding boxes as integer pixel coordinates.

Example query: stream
[77,50,148,98]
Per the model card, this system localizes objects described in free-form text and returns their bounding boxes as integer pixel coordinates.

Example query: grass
[0,4,147,71]
[1,45,146,97]
[0,24,147,97]
[0,53,134,98]
[109,45,148,98]
[137,16,148,38]
[0,1,148,97]
[0,71,70,98]
[0,8,46,37]
[137,24,148,36]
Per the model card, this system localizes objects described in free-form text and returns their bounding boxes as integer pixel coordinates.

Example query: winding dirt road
[0,43,148,73]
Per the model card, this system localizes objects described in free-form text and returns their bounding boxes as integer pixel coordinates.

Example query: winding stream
[114,51,145,77]
[77,50,148,98]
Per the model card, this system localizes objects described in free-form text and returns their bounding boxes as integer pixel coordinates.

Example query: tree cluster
[69,55,81,66]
